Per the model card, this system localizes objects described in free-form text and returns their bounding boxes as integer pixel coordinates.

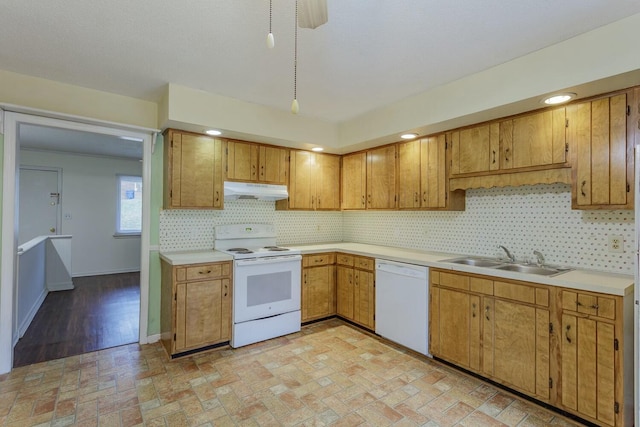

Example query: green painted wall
[147,134,163,336]
[0,133,3,290]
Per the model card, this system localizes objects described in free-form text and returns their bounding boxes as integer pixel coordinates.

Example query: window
[116,175,142,235]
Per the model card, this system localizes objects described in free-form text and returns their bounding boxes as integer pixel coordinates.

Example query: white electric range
[214,224,302,348]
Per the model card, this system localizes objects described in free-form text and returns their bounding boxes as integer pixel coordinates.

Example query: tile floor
[0,319,584,426]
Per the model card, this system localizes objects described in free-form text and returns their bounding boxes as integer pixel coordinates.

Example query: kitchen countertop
[160,242,634,296]
[288,242,634,297]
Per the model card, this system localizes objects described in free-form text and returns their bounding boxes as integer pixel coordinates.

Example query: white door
[18,167,61,245]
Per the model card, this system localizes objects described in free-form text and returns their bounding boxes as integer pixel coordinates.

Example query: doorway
[1,110,154,374]
[18,166,62,245]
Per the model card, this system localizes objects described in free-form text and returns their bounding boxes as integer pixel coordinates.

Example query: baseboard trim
[17,288,48,340]
[47,281,74,291]
[73,269,140,278]
[145,334,161,344]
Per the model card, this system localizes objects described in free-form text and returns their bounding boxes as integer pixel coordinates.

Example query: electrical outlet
[608,235,623,253]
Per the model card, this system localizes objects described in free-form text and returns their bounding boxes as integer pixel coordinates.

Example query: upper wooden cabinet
[163,129,224,209]
[225,140,288,185]
[568,90,635,209]
[398,135,464,210]
[451,107,567,177]
[342,145,397,210]
[277,150,341,210]
[450,123,500,175]
[341,152,367,210]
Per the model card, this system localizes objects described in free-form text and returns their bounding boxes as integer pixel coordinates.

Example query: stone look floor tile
[0,320,587,427]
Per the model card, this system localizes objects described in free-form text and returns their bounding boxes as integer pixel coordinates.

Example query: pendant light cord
[269,0,272,35]
[293,0,298,102]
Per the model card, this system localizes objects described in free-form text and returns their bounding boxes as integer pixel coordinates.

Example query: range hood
[223,181,288,201]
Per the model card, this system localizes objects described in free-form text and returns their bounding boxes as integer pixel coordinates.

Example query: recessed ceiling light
[400,133,418,140]
[311,147,324,152]
[542,93,576,105]
[205,129,222,136]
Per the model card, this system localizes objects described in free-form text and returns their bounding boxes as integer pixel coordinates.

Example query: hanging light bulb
[291,0,299,114]
[266,0,275,48]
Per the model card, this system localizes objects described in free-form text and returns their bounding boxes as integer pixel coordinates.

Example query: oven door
[233,254,302,323]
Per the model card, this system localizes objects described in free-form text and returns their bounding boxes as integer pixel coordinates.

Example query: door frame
[18,165,63,243]
[1,110,156,374]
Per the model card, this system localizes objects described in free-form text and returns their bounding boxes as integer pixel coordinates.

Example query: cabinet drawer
[439,272,469,291]
[176,262,231,282]
[303,253,335,267]
[469,277,493,295]
[561,290,616,319]
[354,256,374,271]
[336,253,354,266]
[493,281,535,304]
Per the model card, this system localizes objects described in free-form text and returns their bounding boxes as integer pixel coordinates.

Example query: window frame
[115,174,142,237]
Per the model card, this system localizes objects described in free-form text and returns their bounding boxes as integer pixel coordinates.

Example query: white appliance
[375,259,430,356]
[223,181,288,201]
[214,223,301,348]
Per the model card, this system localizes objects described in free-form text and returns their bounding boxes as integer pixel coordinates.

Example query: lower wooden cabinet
[301,253,336,322]
[336,253,375,330]
[160,260,232,356]
[429,269,632,427]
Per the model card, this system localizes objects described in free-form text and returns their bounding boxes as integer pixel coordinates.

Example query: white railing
[16,235,72,340]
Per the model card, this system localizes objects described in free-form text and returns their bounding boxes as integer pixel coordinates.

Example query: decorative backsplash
[160,184,635,275]
[343,184,635,275]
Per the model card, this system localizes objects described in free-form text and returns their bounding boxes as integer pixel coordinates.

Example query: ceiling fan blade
[297,0,328,29]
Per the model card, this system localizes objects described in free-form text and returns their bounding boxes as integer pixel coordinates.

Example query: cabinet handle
[361,195,365,206]
[414,192,419,204]
[472,303,476,318]
[252,164,256,177]
[504,148,510,162]
[199,270,211,274]
[304,273,307,284]
[492,150,496,164]
[367,194,371,205]
[315,258,323,263]
[485,305,490,321]
[318,197,321,207]
[215,191,220,202]
[224,283,228,297]
[261,165,264,176]
[591,304,599,310]
[580,180,586,197]
[565,324,572,343]
[423,191,427,202]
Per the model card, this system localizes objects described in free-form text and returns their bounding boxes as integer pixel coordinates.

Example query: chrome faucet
[498,245,515,262]
[533,250,545,267]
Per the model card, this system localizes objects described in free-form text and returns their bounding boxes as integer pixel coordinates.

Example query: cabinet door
[489,299,550,399]
[451,123,499,174]
[316,154,341,210]
[421,135,447,208]
[561,314,616,426]
[569,93,629,208]
[175,279,227,352]
[336,266,354,319]
[433,287,476,369]
[502,109,566,170]
[354,270,375,329]
[397,139,421,208]
[168,132,223,209]
[226,140,259,181]
[288,150,314,209]
[259,145,288,184]
[302,265,336,322]
[367,145,397,209]
[342,152,367,210]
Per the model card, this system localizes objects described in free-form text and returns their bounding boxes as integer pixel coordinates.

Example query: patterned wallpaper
[343,184,635,275]
[159,184,635,275]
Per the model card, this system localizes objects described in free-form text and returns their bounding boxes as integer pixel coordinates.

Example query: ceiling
[1,1,640,156]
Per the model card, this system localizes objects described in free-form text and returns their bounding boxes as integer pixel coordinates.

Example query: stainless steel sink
[444,257,505,268]
[494,263,571,277]
[441,256,573,277]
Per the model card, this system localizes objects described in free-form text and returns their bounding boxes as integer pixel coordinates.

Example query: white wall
[20,149,142,276]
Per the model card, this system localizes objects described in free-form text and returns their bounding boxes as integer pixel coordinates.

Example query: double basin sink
[442,256,573,277]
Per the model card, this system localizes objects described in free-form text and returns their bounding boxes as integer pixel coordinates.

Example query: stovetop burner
[228,248,254,254]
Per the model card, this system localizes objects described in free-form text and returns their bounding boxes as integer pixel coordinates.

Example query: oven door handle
[235,254,302,266]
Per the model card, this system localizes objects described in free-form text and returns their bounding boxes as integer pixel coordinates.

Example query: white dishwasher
[375,259,430,356]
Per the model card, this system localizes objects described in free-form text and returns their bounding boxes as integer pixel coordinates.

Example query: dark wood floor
[13,272,140,367]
